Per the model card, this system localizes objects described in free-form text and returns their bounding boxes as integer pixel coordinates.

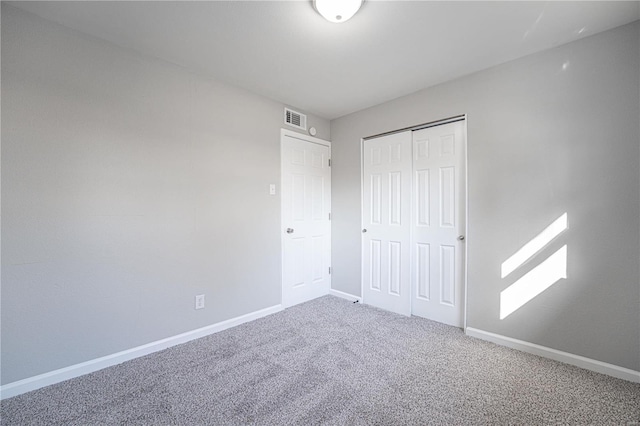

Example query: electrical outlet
[195,294,205,310]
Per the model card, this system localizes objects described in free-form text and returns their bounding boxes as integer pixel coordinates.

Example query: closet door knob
[458,235,465,241]
[362,229,367,233]
[286,228,294,234]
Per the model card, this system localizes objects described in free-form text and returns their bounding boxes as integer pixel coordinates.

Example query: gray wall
[331,22,640,371]
[1,5,329,385]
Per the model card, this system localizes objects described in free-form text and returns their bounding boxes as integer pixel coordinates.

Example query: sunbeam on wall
[500,213,568,320]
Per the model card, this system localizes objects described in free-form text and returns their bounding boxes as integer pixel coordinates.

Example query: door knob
[458,235,465,241]
[286,228,294,234]
[362,229,367,233]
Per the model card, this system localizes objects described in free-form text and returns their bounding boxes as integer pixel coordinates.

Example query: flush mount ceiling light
[314,0,363,23]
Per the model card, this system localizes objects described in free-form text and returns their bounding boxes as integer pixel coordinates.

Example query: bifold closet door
[411,121,466,327]
[362,131,412,316]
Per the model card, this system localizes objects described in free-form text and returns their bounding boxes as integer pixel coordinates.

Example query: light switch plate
[195,294,205,310]
[269,184,276,195]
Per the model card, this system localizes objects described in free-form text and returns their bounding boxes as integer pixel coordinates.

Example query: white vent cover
[284,108,307,130]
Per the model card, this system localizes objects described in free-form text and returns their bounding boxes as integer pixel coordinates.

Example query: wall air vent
[284,108,307,130]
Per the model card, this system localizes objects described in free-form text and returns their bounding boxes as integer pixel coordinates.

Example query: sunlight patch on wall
[499,213,568,320]
[500,245,567,319]
[501,213,567,279]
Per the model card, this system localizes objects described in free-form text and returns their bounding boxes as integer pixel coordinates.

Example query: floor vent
[284,108,307,130]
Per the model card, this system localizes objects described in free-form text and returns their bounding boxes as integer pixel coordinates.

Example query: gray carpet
[2,295,639,425]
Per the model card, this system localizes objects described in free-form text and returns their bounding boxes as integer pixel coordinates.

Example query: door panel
[416,243,430,300]
[411,121,466,327]
[282,134,331,307]
[362,131,412,316]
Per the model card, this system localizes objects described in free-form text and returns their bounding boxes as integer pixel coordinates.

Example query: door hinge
[328,158,331,167]
[328,267,332,275]
[328,212,331,220]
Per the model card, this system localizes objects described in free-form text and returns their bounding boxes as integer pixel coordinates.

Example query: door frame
[280,128,332,307]
[359,115,469,330]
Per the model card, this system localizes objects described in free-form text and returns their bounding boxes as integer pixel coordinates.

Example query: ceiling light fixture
[314,0,363,23]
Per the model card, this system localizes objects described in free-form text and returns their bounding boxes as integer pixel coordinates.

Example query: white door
[361,120,467,326]
[411,121,466,327]
[362,131,412,316]
[281,132,331,307]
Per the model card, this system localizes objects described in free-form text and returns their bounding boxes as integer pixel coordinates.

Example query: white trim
[281,128,330,147]
[329,288,360,302]
[462,115,469,331]
[360,137,365,306]
[466,327,640,383]
[1,304,283,400]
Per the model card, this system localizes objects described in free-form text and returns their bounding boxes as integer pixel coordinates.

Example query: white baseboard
[329,288,360,303]
[0,304,283,400]
[465,327,640,383]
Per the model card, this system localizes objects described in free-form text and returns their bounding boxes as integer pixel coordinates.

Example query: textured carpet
[2,295,639,425]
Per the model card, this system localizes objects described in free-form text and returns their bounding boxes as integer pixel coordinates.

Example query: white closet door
[281,134,331,307]
[411,121,466,327]
[362,131,412,316]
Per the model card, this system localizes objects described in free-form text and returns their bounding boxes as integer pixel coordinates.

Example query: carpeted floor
[1,295,639,425]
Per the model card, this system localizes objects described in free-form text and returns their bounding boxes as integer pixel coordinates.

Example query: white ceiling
[9,1,640,120]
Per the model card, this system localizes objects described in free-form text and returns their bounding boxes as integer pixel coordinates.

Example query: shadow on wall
[500,213,568,320]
